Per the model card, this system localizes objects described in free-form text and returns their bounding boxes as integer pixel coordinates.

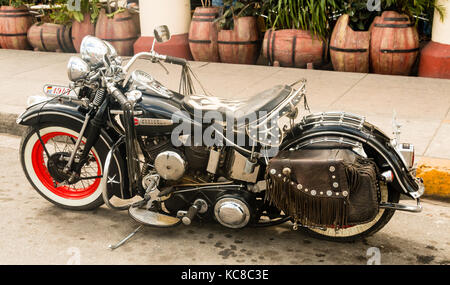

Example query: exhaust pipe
[379,199,422,213]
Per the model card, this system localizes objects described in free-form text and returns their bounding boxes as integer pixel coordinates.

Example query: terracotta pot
[330,14,370,73]
[188,6,220,62]
[370,11,419,75]
[218,16,260,64]
[72,13,95,53]
[262,29,326,68]
[27,23,75,52]
[0,6,33,50]
[95,9,139,56]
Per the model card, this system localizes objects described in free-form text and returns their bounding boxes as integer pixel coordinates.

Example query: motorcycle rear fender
[16,100,132,199]
[282,123,424,200]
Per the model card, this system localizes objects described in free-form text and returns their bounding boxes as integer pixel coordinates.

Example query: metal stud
[305,188,308,192]
[342,191,348,197]
[333,182,339,188]
[310,190,316,196]
[327,190,332,196]
[329,166,336,172]
[336,192,339,196]
[320,191,323,195]
[270,169,276,175]
[278,174,282,178]
[282,167,291,175]
[297,184,303,190]
[332,175,336,179]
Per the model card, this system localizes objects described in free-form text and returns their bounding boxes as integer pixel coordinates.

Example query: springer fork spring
[93,88,106,107]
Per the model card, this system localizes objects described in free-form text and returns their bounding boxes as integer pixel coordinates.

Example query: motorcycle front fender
[282,120,424,200]
[16,100,132,199]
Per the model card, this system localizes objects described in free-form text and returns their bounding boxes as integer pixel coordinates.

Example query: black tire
[20,121,125,211]
[300,185,400,242]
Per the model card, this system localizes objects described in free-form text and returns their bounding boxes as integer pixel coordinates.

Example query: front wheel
[300,184,400,242]
[20,122,125,210]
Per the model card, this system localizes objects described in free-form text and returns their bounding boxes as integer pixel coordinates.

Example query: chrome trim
[379,200,422,213]
[300,111,366,131]
[109,110,143,116]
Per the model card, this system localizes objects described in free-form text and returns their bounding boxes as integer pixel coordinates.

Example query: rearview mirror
[154,25,171,43]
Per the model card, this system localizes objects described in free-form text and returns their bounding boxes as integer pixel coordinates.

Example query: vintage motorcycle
[17,26,424,247]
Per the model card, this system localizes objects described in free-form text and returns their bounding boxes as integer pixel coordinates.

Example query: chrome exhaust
[379,199,422,213]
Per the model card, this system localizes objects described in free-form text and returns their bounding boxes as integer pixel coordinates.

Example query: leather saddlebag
[265,148,379,227]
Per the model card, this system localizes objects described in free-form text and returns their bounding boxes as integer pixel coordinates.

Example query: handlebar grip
[110,88,130,109]
[164,55,187,66]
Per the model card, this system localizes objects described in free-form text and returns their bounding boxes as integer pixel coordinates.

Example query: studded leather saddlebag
[265,148,379,227]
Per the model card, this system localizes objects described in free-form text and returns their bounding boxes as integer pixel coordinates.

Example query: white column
[139,0,191,37]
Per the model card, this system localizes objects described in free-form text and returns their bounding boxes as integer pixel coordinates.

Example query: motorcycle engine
[141,137,211,181]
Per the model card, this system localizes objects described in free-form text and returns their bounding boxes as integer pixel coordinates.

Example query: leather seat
[182,85,293,124]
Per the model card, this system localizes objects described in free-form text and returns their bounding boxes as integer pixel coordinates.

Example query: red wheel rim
[31,131,101,200]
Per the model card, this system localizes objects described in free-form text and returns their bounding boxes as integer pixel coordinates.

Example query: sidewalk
[0,49,449,199]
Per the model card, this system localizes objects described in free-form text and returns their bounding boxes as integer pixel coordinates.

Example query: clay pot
[95,9,139,56]
[27,23,75,52]
[262,29,326,68]
[218,16,260,64]
[0,6,33,50]
[72,13,95,53]
[370,11,419,75]
[188,6,220,62]
[330,14,370,73]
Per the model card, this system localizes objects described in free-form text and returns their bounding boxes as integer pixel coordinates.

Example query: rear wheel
[300,183,399,242]
[20,123,123,210]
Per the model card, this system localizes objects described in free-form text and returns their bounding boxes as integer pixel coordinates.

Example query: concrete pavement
[0,133,449,265]
[0,49,449,199]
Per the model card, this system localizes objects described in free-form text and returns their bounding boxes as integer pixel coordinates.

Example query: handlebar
[122,51,187,73]
[107,82,131,110]
[164,55,187,66]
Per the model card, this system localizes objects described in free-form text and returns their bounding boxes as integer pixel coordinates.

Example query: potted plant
[216,0,261,64]
[189,0,221,62]
[0,0,33,50]
[261,0,340,68]
[329,1,373,73]
[95,0,139,56]
[71,0,100,53]
[27,0,76,53]
[369,0,445,75]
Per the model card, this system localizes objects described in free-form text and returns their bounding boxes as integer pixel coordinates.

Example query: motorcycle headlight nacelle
[79,35,117,67]
[67,56,90,82]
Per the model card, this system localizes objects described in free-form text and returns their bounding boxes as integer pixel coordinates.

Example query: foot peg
[129,206,181,227]
[178,199,208,225]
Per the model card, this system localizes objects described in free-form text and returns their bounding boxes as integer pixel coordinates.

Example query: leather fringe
[265,175,348,228]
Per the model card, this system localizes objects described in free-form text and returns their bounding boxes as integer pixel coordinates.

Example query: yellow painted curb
[416,157,450,201]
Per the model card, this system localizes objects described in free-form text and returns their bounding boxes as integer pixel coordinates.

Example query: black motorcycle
[17,26,424,246]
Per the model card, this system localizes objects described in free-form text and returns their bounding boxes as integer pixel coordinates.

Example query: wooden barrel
[0,6,33,50]
[72,13,95,53]
[370,11,419,75]
[27,23,76,52]
[188,6,220,62]
[330,14,370,73]
[218,16,259,64]
[95,9,138,56]
[262,29,326,68]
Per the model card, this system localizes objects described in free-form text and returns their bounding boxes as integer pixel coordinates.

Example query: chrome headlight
[80,35,109,67]
[104,40,117,58]
[67,56,90,81]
